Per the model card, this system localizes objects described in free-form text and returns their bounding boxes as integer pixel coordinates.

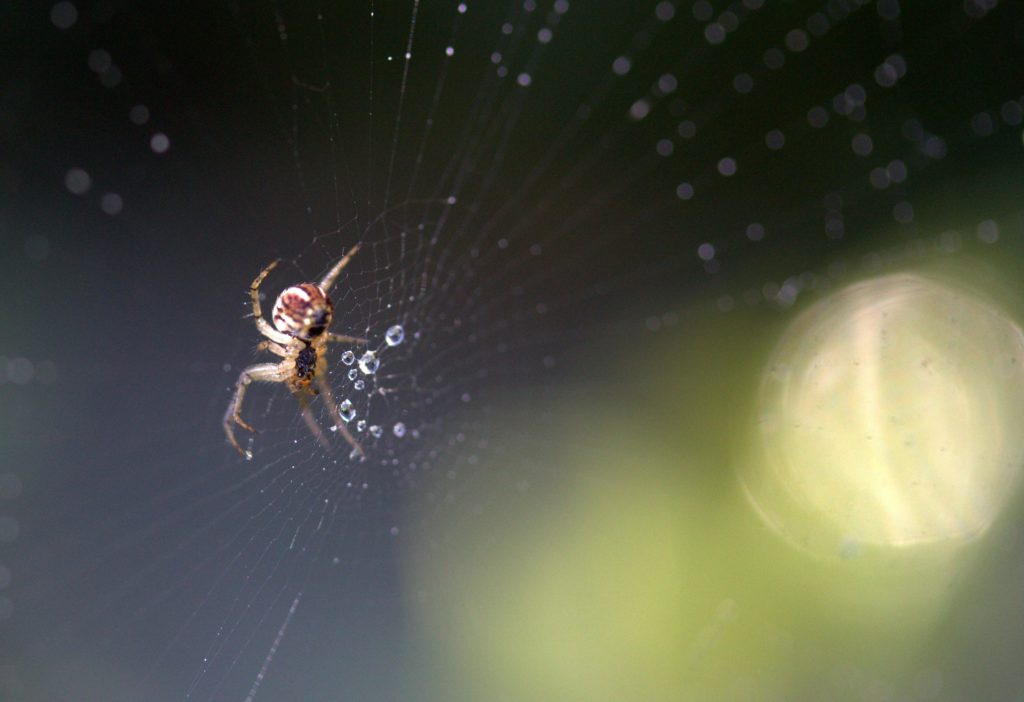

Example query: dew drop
[369,425,383,438]
[385,325,405,346]
[357,419,367,432]
[393,422,406,438]
[358,350,380,374]
[339,399,356,422]
[244,450,253,461]
[354,379,365,390]
[347,368,359,381]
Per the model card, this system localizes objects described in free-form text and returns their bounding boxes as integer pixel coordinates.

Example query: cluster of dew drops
[330,324,408,444]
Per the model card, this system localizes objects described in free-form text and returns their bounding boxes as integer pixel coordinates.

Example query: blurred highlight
[402,269,1024,701]
[743,273,1024,557]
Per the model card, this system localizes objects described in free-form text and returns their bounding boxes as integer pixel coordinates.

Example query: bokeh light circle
[743,273,1024,557]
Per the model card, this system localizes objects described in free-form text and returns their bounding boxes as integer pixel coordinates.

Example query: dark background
[3,0,1024,700]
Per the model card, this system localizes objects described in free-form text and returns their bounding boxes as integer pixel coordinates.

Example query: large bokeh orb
[743,273,1024,557]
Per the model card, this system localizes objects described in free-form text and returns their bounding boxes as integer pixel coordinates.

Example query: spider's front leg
[318,242,361,293]
[249,259,291,345]
[325,333,368,345]
[224,362,286,457]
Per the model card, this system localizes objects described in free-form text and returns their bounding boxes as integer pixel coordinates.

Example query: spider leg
[224,362,287,457]
[250,259,291,344]
[317,242,361,294]
[315,376,364,457]
[325,333,368,345]
[292,390,332,451]
[257,340,289,357]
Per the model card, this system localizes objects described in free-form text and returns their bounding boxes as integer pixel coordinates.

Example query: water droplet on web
[244,450,253,461]
[369,425,383,438]
[339,399,355,422]
[354,379,365,390]
[393,422,406,438]
[358,351,379,374]
[347,368,359,380]
[341,350,355,365]
[385,325,405,346]
[356,419,367,432]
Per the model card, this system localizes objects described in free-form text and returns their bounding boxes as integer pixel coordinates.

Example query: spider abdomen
[273,283,334,340]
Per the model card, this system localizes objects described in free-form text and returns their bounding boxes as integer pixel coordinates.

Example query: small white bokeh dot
[150,133,170,154]
[7,358,34,385]
[764,47,785,70]
[746,222,766,241]
[129,104,150,125]
[99,66,122,88]
[808,106,829,128]
[655,1,675,21]
[697,243,716,261]
[851,133,874,156]
[629,99,651,120]
[676,182,694,200]
[64,167,91,195]
[785,28,809,52]
[101,193,124,215]
[516,73,532,87]
[705,23,726,45]
[977,219,999,244]
[717,157,737,176]
[887,159,908,183]
[445,46,454,57]
[88,49,112,74]
[50,1,78,30]
[765,129,785,150]
[893,201,914,224]
[733,73,754,94]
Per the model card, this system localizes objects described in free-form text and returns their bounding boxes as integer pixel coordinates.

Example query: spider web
[7,0,1024,700]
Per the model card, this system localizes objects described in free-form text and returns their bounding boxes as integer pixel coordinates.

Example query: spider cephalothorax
[223,243,366,459]
[273,283,334,340]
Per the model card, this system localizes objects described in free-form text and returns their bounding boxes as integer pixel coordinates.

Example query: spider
[223,243,366,459]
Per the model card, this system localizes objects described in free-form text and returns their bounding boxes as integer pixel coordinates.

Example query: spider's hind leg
[316,377,364,458]
[293,390,332,451]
